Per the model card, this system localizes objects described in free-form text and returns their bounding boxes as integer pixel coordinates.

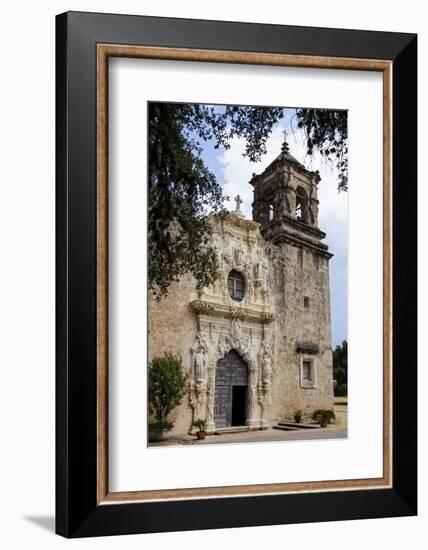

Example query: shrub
[148,354,186,430]
[312,409,336,423]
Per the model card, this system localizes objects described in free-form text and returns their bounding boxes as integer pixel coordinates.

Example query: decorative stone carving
[234,246,244,267]
[231,308,247,321]
[247,279,254,298]
[254,257,269,296]
[261,312,277,323]
[246,375,260,428]
[205,366,215,429]
[187,202,276,431]
[188,379,206,427]
[189,300,215,314]
[257,384,270,428]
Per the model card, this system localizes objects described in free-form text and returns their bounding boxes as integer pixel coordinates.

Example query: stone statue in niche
[232,317,242,338]
[211,232,223,264]
[254,257,270,301]
[261,340,274,388]
[191,331,209,384]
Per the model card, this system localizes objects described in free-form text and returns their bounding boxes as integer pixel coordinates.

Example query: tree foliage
[296,108,348,191]
[148,102,348,298]
[333,340,348,396]
[148,103,223,300]
[148,354,187,429]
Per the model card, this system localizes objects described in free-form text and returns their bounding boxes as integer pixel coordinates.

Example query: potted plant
[193,418,207,440]
[148,354,186,442]
[148,420,174,441]
[293,409,302,423]
[313,409,335,428]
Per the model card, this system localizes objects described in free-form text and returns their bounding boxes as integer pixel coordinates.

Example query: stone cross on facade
[234,194,244,217]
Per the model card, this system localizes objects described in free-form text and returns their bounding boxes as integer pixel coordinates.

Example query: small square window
[304,296,310,308]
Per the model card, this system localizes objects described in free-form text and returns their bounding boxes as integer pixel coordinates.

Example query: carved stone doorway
[214,350,248,428]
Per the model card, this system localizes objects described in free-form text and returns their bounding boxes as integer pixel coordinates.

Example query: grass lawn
[334,396,348,405]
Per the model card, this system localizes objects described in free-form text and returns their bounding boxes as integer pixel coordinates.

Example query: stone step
[214,426,250,435]
[273,425,302,431]
[277,422,321,430]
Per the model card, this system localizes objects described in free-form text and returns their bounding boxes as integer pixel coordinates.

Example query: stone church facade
[149,141,334,436]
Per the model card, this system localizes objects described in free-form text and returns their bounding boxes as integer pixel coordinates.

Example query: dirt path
[334,404,348,429]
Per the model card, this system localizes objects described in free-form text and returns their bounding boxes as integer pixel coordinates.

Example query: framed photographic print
[56,11,417,538]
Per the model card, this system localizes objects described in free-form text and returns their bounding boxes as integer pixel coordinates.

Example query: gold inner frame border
[96,44,393,504]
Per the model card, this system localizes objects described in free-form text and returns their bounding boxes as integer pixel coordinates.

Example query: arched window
[227,270,245,302]
[268,203,274,221]
[295,186,307,223]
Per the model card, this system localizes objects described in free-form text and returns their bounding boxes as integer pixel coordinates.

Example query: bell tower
[250,139,335,421]
[250,140,330,257]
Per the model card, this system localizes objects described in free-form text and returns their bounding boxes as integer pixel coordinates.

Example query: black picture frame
[56,11,417,538]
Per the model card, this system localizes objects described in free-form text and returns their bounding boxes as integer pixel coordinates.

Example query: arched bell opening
[295,186,309,223]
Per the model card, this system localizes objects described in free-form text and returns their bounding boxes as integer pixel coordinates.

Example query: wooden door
[214,350,248,428]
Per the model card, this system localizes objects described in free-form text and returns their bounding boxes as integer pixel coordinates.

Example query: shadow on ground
[24,515,55,533]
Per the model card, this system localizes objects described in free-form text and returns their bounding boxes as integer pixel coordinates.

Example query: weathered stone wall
[267,243,334,424]
[148,275,196,435]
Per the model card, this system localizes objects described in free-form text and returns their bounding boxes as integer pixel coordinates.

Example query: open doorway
[231,385,247,426]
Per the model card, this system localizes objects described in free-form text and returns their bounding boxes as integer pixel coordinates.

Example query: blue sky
[197,107,348,348]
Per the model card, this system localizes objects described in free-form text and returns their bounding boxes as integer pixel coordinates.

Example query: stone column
[205,366,216,433]
[246,367,260,428]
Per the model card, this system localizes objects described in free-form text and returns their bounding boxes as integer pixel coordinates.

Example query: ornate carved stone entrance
[214,350,248,428]
[187,207,277,433]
